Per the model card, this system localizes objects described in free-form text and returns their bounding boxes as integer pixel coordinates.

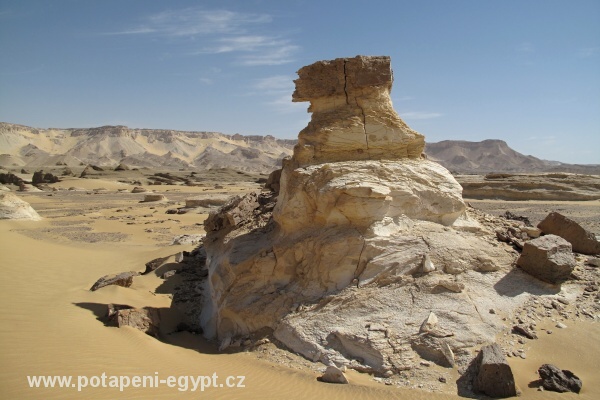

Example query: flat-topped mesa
[291,55,425,167]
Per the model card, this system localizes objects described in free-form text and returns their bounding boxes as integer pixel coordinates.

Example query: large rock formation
[199,56,529,375]
[0,192,42,220]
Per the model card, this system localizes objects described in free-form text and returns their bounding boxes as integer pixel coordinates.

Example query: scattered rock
[502,211,532,227]
[555,322,567,329]
[90,271,140,291]
[516,235,576,284]
[512,325,537,339]
[318,366,349,384]
[185,195,231,208]
[538,364,582,393]
[472,343,518,398]
[131,186,147,193]
[117,307,160,338]
[537,211,600,255]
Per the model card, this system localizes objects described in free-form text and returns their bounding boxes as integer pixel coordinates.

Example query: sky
[0,0,599,164]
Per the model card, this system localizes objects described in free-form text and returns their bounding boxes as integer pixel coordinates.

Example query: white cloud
[108,8,298,66]
[400,111,443,120]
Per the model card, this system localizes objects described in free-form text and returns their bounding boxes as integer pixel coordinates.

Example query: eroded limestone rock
[198,56,526,377]
[0,192,42,220]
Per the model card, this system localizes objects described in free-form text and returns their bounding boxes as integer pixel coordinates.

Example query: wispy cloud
[578,46,600,58]
[516,42,534,53]
[400,111,443,120]
[108,8,298,66]
[110,8,271,37]
[249,75,304,113]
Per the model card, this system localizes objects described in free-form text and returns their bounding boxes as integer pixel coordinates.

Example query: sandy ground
[1,177,599,399]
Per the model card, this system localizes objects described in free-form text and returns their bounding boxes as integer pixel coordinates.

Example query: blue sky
[1,0,598,164]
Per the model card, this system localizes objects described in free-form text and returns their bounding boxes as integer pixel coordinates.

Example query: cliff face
[0,122,295,173]
[198,56,526,375]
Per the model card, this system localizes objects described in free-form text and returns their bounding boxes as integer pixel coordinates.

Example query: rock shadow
[73,302,217,354]
[455,356,484,399]
[493,268,560,297]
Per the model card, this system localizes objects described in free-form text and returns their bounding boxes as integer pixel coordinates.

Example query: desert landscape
[1,55,599,400]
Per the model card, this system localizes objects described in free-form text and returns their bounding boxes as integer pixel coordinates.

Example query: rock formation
[538,212,600,255]
[198,56,532,376]
[0,192,42,220]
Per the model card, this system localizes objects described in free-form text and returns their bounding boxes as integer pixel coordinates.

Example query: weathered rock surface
[472,343,518,398]
[117,307,160,338]
[0,192,42,220]
[538,364,582,393]
[90,271,140,291]
[196,56,530,377]
[538,211,600,255]
[516,235,576,284]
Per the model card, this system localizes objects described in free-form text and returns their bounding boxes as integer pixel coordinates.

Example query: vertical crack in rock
[353,235,367,281]
[356,98,369,150]
[466,292,485,323]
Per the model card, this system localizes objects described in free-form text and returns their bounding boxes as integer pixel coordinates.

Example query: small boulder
[90,271,140,291]
[117,307,160,338]
[143,256,170,275]
[319,366,348,384]
[538,212,600,255]
[142,194,167,202]
[131,186,147,193]
[538,364,582,393]
[473,343,518,398]
[516,235,576,284]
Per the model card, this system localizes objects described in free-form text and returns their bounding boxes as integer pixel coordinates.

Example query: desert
[1,54,599,400]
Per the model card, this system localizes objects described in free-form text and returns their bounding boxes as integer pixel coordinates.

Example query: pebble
[556,322,567,329]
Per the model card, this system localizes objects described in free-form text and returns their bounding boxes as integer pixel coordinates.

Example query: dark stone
[117,307,160,338]
[516,235,576,284]
[538,364,582,393]
[143,256,170,275]
[512,325,537,339]
[90,271,140,291]
[538,212,600,255]
[473,343,518,398]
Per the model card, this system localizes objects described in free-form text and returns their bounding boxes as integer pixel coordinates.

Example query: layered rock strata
[199,56,527,375]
